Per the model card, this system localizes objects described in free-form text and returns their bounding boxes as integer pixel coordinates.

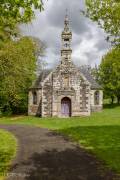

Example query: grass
[0,104,120,174]
[0,130,17,180]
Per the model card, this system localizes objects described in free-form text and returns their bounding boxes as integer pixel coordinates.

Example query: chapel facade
[28,14,103,117]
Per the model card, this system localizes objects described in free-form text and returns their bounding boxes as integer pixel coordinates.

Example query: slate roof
[30,66,101,90]
[79,67,102,90]
[30,69,52,89]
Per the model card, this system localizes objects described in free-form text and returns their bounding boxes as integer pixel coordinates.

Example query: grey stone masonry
[28,13,103,117]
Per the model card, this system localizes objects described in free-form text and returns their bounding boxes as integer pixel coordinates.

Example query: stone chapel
[28,14,103,117]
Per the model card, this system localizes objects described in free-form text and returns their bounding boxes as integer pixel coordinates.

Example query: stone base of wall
[91,105,103,112]
[28,105,102,117]
[28,105,39,116]
[72,111,91,117]
[51,111,91,118]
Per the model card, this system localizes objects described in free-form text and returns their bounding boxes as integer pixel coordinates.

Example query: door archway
[61,97,71,117]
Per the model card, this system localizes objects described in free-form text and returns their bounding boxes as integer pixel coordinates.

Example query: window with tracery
[94,91,99,105]
[33,91,37,105]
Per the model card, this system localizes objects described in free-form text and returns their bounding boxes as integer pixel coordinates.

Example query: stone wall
[42,73,53,117]
[28,89,42,116]
[28,64,103,117]
[90,90,103,112]
[51,63,91,117]
[79,80,91,116]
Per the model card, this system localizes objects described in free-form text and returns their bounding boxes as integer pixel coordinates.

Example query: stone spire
[64,9,70,32]
[61,10,72,64]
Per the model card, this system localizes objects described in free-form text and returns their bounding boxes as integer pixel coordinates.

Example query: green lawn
[0,105,120,174]
[0,130,17,180]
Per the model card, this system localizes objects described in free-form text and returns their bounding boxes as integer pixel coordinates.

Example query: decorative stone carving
[28,12,103,117]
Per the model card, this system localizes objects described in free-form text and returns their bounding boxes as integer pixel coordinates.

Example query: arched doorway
[61,97,71,117]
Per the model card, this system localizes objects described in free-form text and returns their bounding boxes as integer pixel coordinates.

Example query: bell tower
[61,10,72,64]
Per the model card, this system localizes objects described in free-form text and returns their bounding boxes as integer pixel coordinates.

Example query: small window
[94,91,99,105]
[33,91,37,105]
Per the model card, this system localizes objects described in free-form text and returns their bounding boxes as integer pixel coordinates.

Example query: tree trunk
[111,96,114,104]
[117,96,120,104]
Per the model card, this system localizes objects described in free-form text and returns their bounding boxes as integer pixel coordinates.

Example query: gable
[30,64,101,90]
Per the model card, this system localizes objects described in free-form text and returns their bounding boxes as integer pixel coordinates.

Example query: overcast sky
[20,0,110,68]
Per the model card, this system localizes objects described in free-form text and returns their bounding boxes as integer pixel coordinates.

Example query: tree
[0,1,46,114]
[0,0,44,41]
[85,0,120,46]
[0,37,45,114]
[99,47,120,104]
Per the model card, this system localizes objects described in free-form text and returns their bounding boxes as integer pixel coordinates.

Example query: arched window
[33,91,37,105]
[94,91,99,105]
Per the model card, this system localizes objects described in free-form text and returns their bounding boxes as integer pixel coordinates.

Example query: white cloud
[20,0,110,68]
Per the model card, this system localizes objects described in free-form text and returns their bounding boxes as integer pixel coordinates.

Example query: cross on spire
[64,9,70,32]
[65,9,68,20]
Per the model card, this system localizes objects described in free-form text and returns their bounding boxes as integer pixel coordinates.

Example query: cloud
[20,0,110,68]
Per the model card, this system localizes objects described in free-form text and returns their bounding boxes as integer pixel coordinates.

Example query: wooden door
[61,97,71,117]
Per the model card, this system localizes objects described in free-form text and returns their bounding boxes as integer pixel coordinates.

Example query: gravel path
[0,125,119,180]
